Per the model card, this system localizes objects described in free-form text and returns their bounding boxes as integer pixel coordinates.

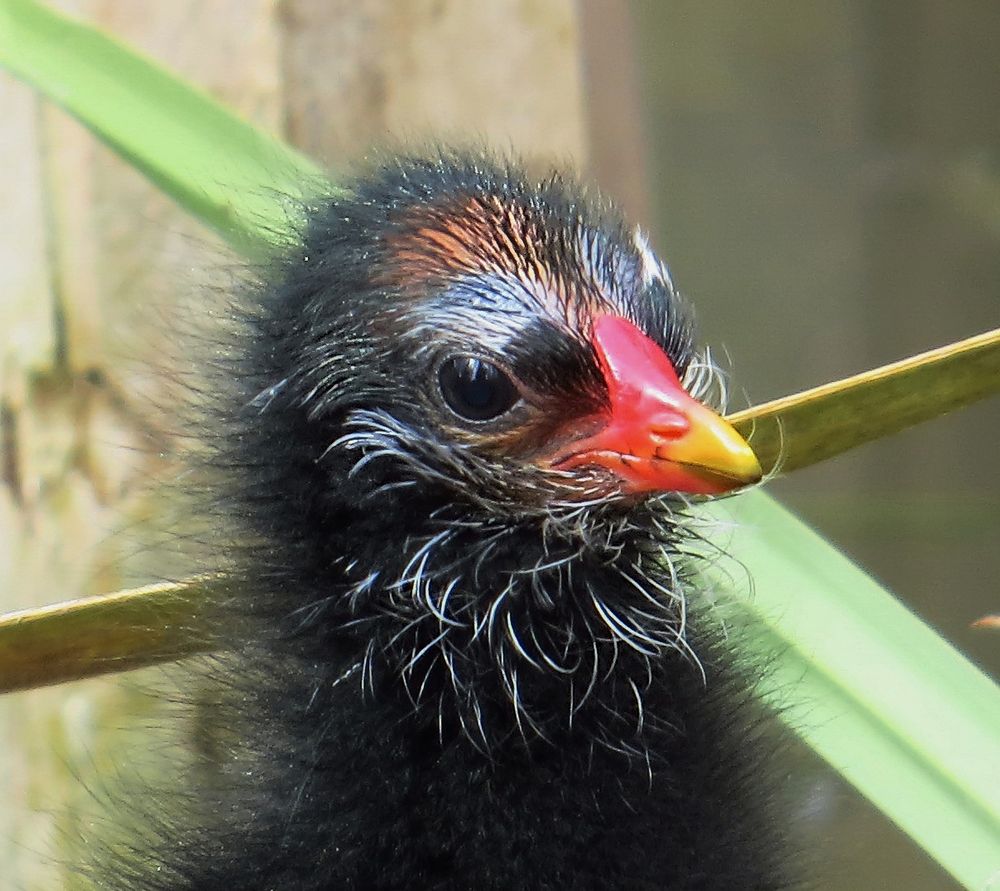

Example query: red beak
[551,315,762,495]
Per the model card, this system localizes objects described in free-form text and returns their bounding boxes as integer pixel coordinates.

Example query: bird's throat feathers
[234,437,708,756]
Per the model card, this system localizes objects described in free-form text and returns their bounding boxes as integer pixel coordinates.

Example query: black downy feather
[89,150,794,890]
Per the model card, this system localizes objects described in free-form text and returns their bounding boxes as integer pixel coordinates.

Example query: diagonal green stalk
[704,494,1000,889]
[728,328,1000,476]
[0,0,998,886]
[0,579,212,695]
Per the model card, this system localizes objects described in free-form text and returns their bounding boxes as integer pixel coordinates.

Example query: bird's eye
[438,356,519,422]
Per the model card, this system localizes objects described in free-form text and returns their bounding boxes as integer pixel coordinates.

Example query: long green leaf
[0,579,211,694]
[1,1,998,887]
[705,494,1000,889]
[729,327,1000,476]
[0,0,324,255]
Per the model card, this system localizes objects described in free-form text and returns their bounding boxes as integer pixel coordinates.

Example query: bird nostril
[648,415,691,441]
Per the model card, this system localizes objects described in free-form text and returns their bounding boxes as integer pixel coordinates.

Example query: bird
[92,150,792,890]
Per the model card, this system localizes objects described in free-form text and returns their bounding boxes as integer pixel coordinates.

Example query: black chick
[103,151,790,890]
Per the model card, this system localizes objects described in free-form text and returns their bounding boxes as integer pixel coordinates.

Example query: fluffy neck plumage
[228,418,704,760]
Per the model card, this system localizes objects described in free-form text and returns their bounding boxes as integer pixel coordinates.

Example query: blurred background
[623,5,1000,886]
[0,1,997,887]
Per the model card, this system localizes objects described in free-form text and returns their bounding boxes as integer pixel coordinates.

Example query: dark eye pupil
[438,357,518,422]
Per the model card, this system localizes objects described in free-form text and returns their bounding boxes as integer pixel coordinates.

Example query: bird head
[229,153,762,746]
[258,154,760,529]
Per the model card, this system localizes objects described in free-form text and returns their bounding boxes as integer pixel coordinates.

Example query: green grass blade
[728,328,1000,476]
[0,580,211,694]
[705,493,1000,889]
[0,0,323,254]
